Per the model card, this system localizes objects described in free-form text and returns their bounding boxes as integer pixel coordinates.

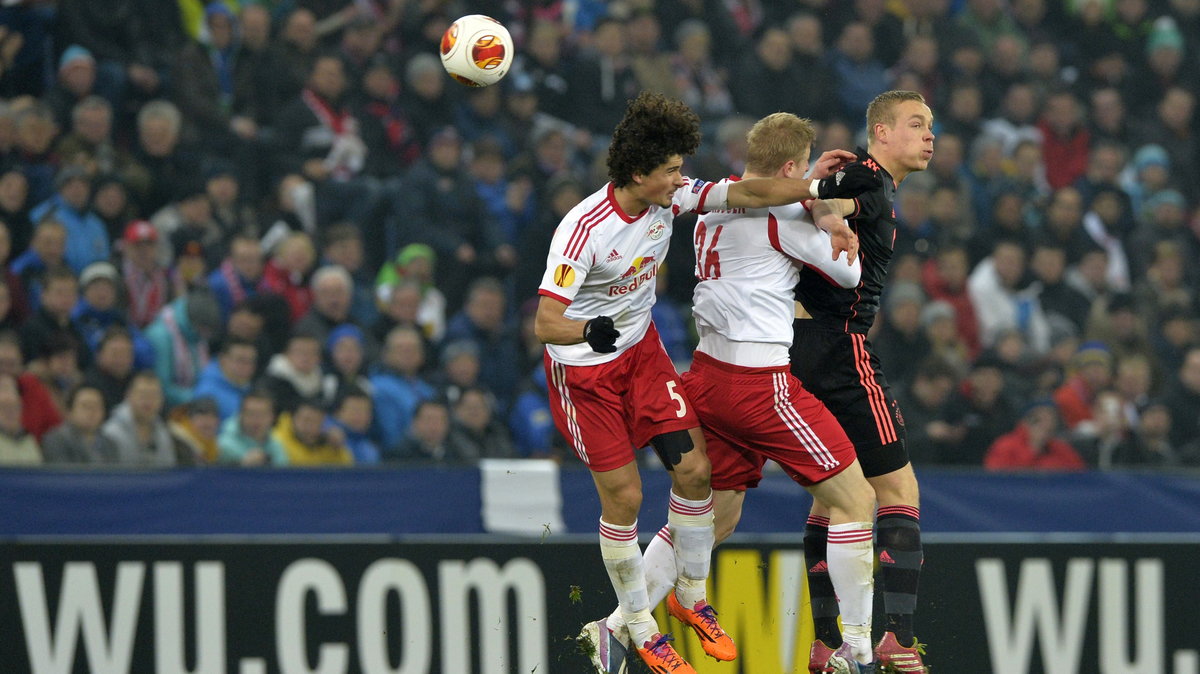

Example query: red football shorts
[682,351,856,490]
[544,323,698,472]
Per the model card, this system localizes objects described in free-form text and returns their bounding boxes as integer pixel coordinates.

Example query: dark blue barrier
[2,466,1198,536]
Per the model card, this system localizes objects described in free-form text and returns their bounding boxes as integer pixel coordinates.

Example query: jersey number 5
[694,223,723,280]
[667,381,687,418]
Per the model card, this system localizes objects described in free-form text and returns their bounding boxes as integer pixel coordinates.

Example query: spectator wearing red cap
[120,220,169,329]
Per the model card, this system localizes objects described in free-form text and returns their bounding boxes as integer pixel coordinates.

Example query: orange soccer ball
[440,15,513,87]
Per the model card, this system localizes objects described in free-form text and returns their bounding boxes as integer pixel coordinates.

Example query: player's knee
[651,429,695,470]
[870,467,920,508]
[602,483,643,520]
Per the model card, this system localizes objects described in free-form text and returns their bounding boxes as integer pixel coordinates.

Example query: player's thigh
[544,355,637,472]
[736,371,859,488]
[626,338,699,447]
[796,333,909,478]
[806,458,875,523]
[701,421,768,492]
[866,461,920,507]
[682,368,769,492]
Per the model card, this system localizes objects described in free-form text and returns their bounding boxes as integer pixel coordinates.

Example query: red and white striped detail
[563,199,614,261]
[668,492,713,517]
[656,525,674,547]
[851,333,897,445]
[550,361,588,464]
[599,520,638,543]
[807,515,831,527]
[772,372,839,470]
[827,528,874,544]
[877,505,920,520]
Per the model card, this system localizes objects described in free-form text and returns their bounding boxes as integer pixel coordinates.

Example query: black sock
[877,505,923,646]
[804,515,842,647]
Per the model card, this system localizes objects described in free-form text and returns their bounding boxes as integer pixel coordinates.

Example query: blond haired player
[792,91,936,673]
[587,113,880,674]
[536,92,879,674]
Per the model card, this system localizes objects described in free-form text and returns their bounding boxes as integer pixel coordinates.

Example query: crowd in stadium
[0,0,1196,469]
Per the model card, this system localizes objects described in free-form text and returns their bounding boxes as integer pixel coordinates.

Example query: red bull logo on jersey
[647,220,666,240]
[618,255,656,280]
[611,256,658,295]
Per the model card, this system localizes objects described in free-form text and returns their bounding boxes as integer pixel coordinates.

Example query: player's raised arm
[723,154,881,209]
[810,198,860,263]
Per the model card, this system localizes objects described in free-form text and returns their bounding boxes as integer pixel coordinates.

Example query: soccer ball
[440,15,513,87]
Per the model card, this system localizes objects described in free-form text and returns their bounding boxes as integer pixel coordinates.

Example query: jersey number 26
[694,223,723,281]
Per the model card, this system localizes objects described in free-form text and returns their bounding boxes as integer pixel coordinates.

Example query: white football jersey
[539,178,724,365]
[691,195,861,363]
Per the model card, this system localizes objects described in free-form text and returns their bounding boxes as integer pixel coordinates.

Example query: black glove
[583,315,620,353]
[816,161,883,199]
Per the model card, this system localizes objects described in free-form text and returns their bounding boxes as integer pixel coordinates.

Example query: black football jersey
[794,149,897,334]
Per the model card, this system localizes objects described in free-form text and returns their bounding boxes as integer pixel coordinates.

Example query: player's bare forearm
[726,176,812,209]
[534,295,586,345]
[811,199,859,263]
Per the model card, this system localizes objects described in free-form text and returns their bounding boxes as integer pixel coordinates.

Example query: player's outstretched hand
[816,161,883,199]
[809,149,858,179]
[584,315,620,353]
[823,220,859,264]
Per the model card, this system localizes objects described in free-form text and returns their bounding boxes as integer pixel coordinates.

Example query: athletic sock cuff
[668,490,713,527]
[599,519,638,547]
[877,505,920,521]
[827,522,874,544]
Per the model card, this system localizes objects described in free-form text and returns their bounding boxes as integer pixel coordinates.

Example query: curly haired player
[535,91,880,674]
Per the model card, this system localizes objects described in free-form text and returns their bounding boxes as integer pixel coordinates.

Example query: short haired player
[792,90,936,673]
[584,113,881,674]
[535,92,879,674]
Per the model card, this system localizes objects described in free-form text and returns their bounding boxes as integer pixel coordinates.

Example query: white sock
[607,526,676,632]
[828,521,875,664]
[668,490,715,607]
[599,518,657,646]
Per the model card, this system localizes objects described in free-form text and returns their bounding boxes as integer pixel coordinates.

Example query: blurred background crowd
[0,0,1197,470]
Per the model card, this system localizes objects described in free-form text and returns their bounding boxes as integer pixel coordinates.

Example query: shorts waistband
[691,350,790,375]
[792,318,868,335]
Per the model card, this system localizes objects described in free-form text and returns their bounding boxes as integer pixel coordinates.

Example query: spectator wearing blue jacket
[443,277,520,411]
[217,390,288,466]
[71,262,155,369]
[29,166,109,274]
[192,339,257,421]
[369,325,435,452]
[205,234,263,320]
[143,291,222,408]
[330,385,380,464]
